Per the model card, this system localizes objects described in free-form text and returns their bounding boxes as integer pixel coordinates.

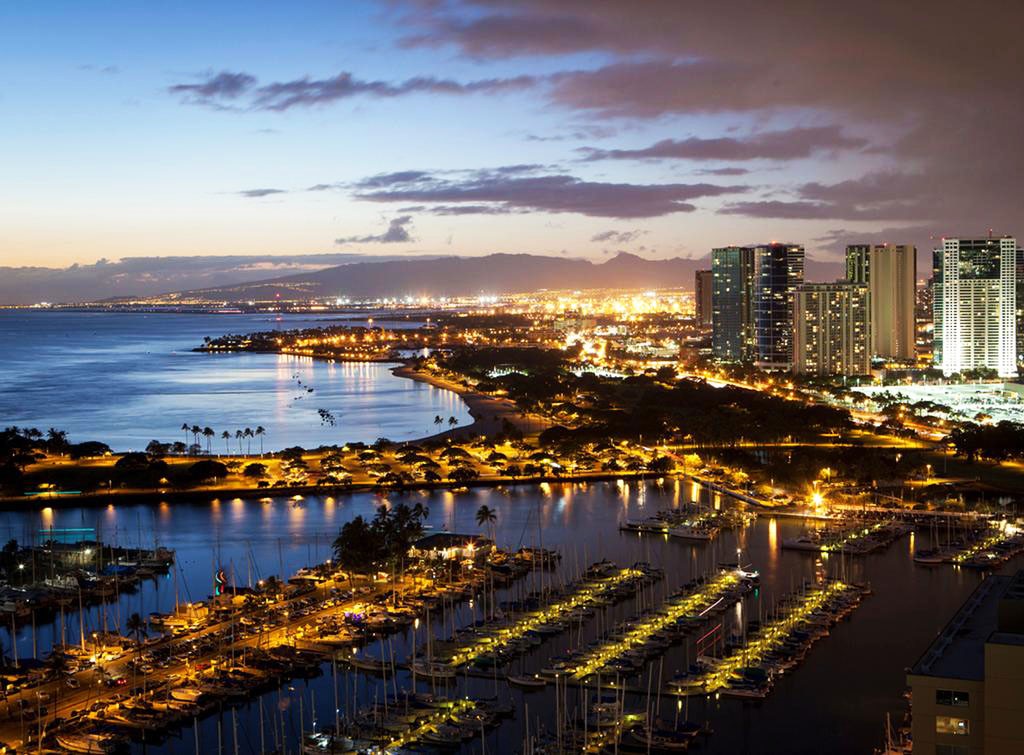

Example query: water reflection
[0,480,1019,754]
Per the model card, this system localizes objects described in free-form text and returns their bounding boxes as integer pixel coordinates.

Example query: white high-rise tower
[933,236,1017,378]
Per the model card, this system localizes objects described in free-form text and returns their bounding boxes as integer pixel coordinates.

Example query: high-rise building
[907,570,1024,755]
[1017,247,1024,368]
[846,244,917,361]
[752,243,805,370]
[792,282,871,375]
[694,269,713,328]
[711,246,755,361]
[845,244,871,283]
[933,236,1017,378]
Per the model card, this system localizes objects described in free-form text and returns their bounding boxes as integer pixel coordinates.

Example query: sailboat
[874,712,912,754]
[508,672,547,690]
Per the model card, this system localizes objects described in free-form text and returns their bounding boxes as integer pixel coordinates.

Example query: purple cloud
[579,126,868,162]
[237,188,287,198]
[171,70,536,111]
[354,170,745,218]
[169,71,257,104]
[336,216,416,244]
[391,1,1021,236]
[591,230,645,243]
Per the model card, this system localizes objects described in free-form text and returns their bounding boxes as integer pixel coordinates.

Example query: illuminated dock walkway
[682,580,863,696]
[568,569,743,679]
[447,566,647,667]
[379,699,475,752]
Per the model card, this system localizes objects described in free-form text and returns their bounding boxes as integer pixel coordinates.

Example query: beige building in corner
[846,244,916,361]
[907,570,1024,755]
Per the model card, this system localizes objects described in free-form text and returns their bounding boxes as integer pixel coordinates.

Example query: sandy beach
[391,363,550,442]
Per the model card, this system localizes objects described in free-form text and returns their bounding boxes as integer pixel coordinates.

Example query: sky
[1,0,1020,270]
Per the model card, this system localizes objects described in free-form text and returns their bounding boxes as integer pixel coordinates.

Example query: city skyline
[1,1,1020,270]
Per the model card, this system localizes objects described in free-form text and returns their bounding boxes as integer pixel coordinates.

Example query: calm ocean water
[0,310,470,450]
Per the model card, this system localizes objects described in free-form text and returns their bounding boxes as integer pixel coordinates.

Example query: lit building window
[936,689,969,707]
[935,716,970,736]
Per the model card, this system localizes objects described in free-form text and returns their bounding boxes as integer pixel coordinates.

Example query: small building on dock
[408,533,491,563]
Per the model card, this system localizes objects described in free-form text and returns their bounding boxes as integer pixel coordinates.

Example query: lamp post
[412,617,419,688]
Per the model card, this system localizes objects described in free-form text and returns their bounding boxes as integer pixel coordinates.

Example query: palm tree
[126,612,147,652]
[411,502,430,522]
[46,428,69,455]
[255,426,266,456]
[244,427,254,455]
[202,427,214,454]
[448,416,458,429]
[475,504,497,543]
[190,425,201,449]
[434,415,443,430]
[221,430,231,455]
[235,429,244,455]
[181,422,190,447]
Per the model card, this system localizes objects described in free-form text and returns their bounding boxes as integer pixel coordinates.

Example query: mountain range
[178,252,845,302]
[0,252,847,305]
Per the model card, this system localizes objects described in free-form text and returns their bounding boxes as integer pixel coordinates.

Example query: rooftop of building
[910,570,1024,680]
[412,532,488,550]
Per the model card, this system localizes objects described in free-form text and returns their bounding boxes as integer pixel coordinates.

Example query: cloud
[336,216,416,244]
[171,70,536,110]
[813,225,936,251]
[578,126,868,162]
[237,188,287,198]
[353,170,434,189]
[524,125,618,142]
[353,169,744,218]
[79,64,120,75]
[169,71,257,105]
[428,205,519,216]
[390,1,1022,238]
[590,230,645,243]
[720,171,929,221]
[696,167,750,176]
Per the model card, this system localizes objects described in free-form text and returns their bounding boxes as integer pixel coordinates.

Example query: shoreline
[392,363,549,442]
[0,469,666,511]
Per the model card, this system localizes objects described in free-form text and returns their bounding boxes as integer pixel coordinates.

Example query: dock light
[17,564,23,570]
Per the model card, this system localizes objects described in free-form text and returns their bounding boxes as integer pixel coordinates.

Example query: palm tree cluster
[179,423,266,456]
[332,502,429,574]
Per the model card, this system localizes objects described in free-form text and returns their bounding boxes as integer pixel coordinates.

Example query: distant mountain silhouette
[179,251,844,301]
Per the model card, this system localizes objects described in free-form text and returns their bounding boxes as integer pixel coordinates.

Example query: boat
[668,525,717,541]
[170,687,205,703]
[409,660,457,679]
[56,733,119,753]
[508,673,547,690]
[913,548,946,565]
[621,724,695,750]
[346,657,390,675]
